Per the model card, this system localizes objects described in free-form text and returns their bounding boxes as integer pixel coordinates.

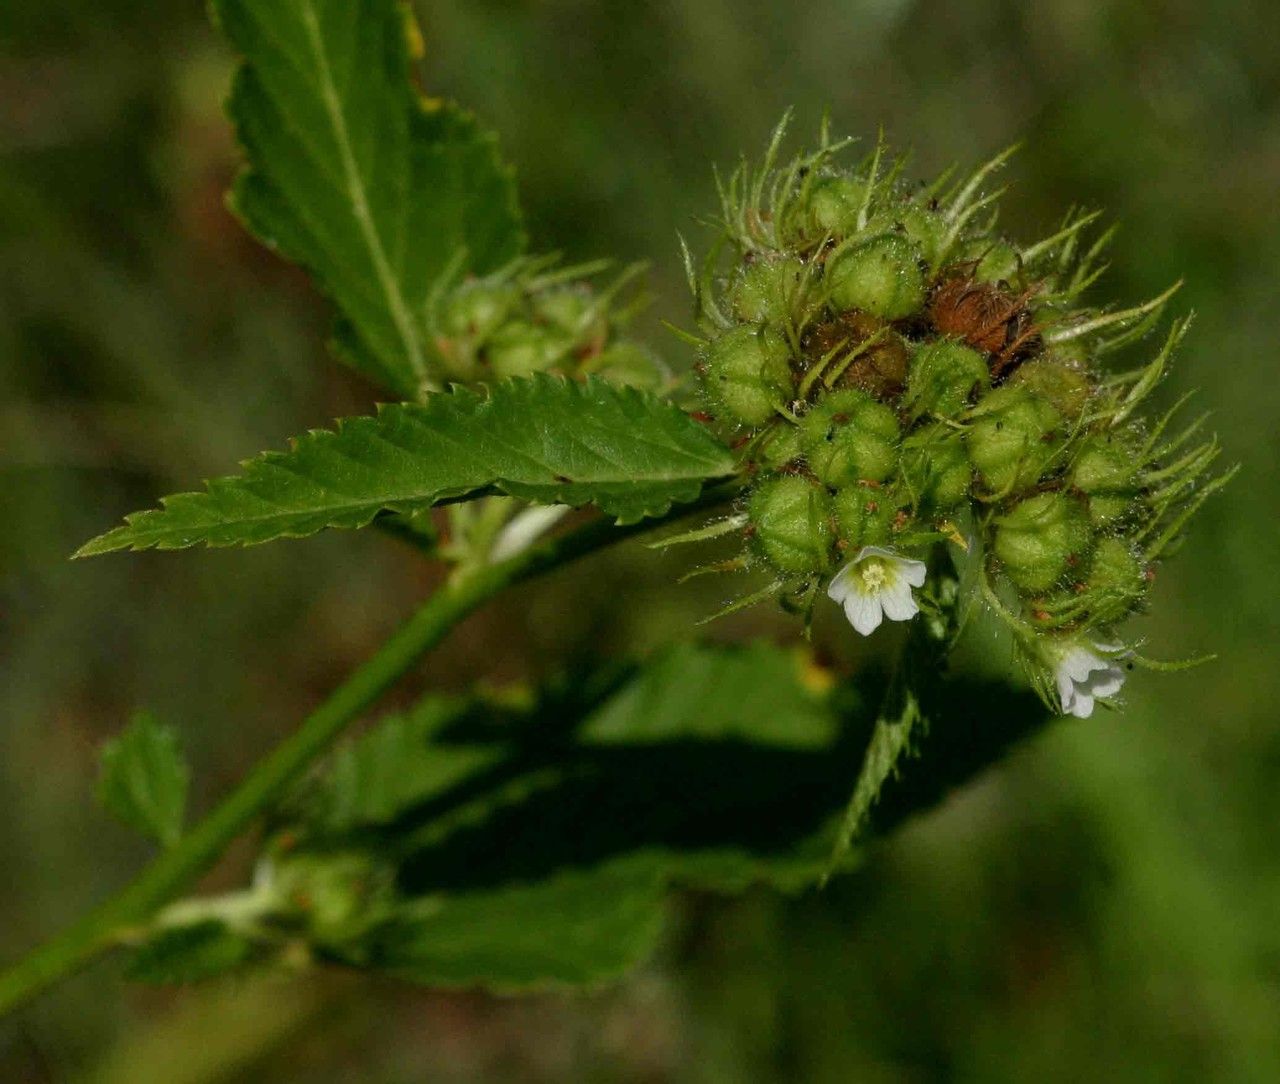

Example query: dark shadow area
[360,663,1049,896]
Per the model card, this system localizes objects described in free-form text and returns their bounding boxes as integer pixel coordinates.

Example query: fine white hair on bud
[826,546,928,636]
[1051,641,1127,718]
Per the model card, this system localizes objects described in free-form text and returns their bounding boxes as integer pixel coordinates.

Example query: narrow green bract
[76,376,734,554]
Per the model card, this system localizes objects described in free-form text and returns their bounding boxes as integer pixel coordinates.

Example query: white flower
[1052,641,1126,718]
[826,546,928,636]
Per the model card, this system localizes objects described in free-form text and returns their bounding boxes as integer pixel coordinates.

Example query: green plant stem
[0,486,737,1018]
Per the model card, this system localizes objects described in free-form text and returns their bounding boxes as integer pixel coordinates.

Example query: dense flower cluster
[687,120,1229,717]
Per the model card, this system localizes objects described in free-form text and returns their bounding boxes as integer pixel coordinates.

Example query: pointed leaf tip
[78,377,735,555]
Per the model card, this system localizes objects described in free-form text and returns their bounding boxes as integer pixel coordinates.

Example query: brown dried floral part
[800,311,909,400]
[928,272,1042,379]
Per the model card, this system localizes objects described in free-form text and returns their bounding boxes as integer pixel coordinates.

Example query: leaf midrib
[298,0,425,386]
[124,468,709,539]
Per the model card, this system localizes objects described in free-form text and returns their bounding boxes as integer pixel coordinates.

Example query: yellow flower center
[860,559,888,593]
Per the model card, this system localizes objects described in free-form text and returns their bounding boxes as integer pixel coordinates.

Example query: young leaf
[126,921,258,984]
[76,376,735,555]
[212,0,524,396]
[97,713,190,848]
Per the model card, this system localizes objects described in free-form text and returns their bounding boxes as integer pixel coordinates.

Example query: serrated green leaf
[126,921,258,985]
[76,376,735,555]
[97,712,190,848]
[212,0,524,396]
[365,864,666,990]
[274,642,1048,990]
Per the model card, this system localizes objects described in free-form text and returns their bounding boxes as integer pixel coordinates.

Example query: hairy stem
[0,487,736,1017]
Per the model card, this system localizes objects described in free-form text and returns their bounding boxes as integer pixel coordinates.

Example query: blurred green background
[2,0,1278,1080]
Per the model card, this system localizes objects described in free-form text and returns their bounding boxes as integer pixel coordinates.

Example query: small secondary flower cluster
[683,119,1230,718]
[425,254,666,389]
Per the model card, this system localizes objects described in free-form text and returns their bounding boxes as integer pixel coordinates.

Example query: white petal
[844,592,884,636]
[1061,646,1099,684]
[899,558,928,588]
[1067,691,1096,718]
[879,581,920,622]
[1085,665,1125,700]
[853,545,898,563]
[826,562,858,605]
[1056,668,1077,710]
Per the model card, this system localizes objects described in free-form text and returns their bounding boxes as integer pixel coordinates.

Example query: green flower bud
[732,256,804,325]
[826,234,925,319]
[966,385,1065,495]
[799,388,900,486]
[957,238,1020,283]
[486,321,574,379]
[806,175,863,235]
[440,281,521,342]
[1006,354,1092,419]
[871,205,947,268]
[271,851,390,946]
[1083,535,1148,624]
[902,425,972,512]
[993,491,1093,593]
[702,324,793,428]
[907,340,990,417]
[758,423,803,469]
[591,341,666,388]
[832,485,898,549]
[533,284,606,343]
[748,475,833,574]
[904,207,948,268]
[433,281,522,376]
[1070,433,1140,526]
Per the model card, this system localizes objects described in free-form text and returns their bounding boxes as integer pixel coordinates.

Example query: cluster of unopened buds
[425,253,665,389]
[681,120,1231,718]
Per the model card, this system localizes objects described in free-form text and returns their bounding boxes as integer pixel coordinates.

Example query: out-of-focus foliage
[96,711,189,848]
[1,1,1277,1082]
[121,644,1041,992]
